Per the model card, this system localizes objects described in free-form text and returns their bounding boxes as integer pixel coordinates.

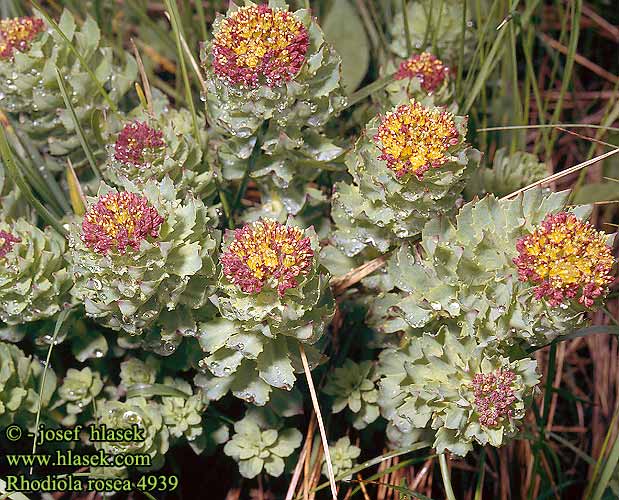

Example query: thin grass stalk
[343,73,396,110]
[456,0,467,97]
[194,0,208,42]
[430,0,446,55]
[55,67,101,181]
[479,123,619,133]
[4,121,69,214]
[0,127,67,237]
[590,405,619,500]
[164,0,202,147]
[474,450,486,500]
[546,0,582,153]
[500,147,619,200]
[533,4,571,156]
[463,0,519,114]
[5,139,64,216]
[401,0,412,55]
[30,308,72,473]
[508,21,523,153]
[299,344,338,500]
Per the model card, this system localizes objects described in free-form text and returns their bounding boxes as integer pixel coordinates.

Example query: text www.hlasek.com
[6,449,152,468]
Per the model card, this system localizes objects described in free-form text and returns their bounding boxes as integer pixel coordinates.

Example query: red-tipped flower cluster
[114,122,165,166]
[0,16,44,60]
[82,192,165,255]
[211,5,309,88]
[0,230,20,259]
[514,212,615,307]
[395,52,449,93]
[472,369,516,428]
[374,99,460,179]
[221,219,314,296]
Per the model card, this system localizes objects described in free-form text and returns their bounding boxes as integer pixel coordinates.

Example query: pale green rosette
[465,147,549,198]
[322,436,361,480]
[0,341,56,429]
[57,366,103,425]
[323,359,380,430]
[224,409,302,479]
[0,218,71,325]
[377,325,540,456]
[0,10,136,159]
[69,177,219,340]
[198,221,334,406]
[201,0,345,139]
[101,104,216,202]
[119,357,158,388]
[382,189,594,348]
[96,397,169,470]
[160,377,205,442]
[332,106,479,256]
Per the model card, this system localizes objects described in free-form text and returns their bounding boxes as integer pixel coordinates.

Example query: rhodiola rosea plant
[0,1,618,499]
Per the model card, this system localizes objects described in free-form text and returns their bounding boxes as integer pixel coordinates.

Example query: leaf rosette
[0,340,56,429]
[465,148,549,198]
[323,359,380,430]
[96,397,169,470]
[377,325,540,456]
[0,11,136,159]
[332,99,479,256]
[322,436,361,480]
[69,177,219,339]
[0,217,71,324]
[381,189,615,348]
[57,366,103,424]
[223,409,302,478]
[198,218,334,405]
[101,105,216,201]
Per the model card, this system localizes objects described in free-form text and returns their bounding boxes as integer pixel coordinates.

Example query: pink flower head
[395,52,449,93]
[0,16,45,60]
[472,369,517,427]
[82,191,164,255]
[211,5,309,88]
[0,230,20,259]
[514,212,614,308]
[114,122,165,166]
[220,218,314,296]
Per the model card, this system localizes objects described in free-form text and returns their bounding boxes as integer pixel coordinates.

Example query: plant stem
[439,453,457,500]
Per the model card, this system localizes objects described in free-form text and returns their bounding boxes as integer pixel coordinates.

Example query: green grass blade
[164,0,202,147]
[30,307,73,472]
[590,408,619,500]
[0,127,67,237]
[55,67,102,181]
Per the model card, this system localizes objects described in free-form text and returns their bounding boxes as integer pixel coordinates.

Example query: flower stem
[439,453,457,500]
